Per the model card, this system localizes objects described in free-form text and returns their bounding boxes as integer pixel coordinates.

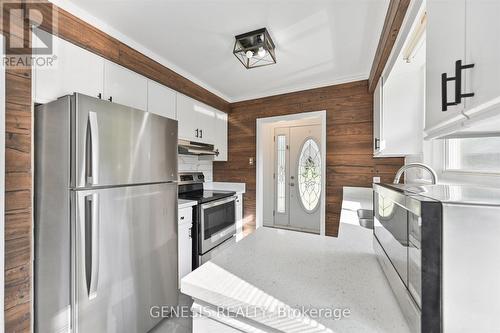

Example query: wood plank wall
[2,3,33,330]
[213,81,404,236]
[368,0,411,93]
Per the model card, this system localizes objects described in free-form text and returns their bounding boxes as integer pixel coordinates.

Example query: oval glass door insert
[297,138,321,211]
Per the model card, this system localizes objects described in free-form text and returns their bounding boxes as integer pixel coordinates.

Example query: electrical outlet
[373,177,381,183]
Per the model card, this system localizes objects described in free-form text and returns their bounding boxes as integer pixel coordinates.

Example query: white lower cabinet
[235,194,244,242]
[178,207,193,287]
[103,61,148,111]
[147,80,176,119]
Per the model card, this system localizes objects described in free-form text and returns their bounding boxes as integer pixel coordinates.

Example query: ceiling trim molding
[230,73,369,103]
[368,0,411,93]
[48,0,232,102]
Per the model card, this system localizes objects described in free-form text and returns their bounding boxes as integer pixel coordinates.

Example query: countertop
[178,199,197,210]
[340,186,373,226]
[203,181,246,194]
[181,223,410,332]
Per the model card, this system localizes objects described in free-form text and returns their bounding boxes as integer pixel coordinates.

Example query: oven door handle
[201,196,237,210]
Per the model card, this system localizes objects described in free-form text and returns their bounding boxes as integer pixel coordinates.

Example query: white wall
[178,155,213,181]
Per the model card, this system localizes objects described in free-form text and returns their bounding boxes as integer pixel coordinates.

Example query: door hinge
[273,173,275,180]
[274,136,276,142]
[286,145,289,150]
[273,210,276,217]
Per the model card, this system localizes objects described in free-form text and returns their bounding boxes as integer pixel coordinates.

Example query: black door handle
[97,93,102,99]
[454,60,475,104]
[199,129,203,139]
[108,96,113,102]
[441,73,457,112]
[195,129,199,138]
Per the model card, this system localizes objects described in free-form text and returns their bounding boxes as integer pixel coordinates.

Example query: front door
[274,125,322,233]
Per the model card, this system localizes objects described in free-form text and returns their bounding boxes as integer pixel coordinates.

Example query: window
[276,135,287,213]
[446,137,500,173]
[298,139,321,211]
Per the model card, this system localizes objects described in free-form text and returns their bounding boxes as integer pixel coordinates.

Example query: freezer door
[73,93,178,188]
[74,183,178,333]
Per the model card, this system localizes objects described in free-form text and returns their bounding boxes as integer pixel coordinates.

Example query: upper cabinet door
[147,80,176,120]
[103,61,148,111]
[425,0,467,132]
[464,0,500,116]
[373,78,383,155]
[33,29,104,104]
[214,110,228,161]
[176,94,216,144]
[192,100,216,144]
[177,94,200,141]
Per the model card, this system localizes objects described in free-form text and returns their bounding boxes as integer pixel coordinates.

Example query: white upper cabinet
[147,80,176,120]
[32,30,229,154]
[464,1,500,118]
[373,78,383,155]
[103,61,148,111]
[425,0,467,134]
[426,0,500,138]
[373,4,424,157]
[33,29,104,104]
[214,110,228,161]
[177,93,216,144]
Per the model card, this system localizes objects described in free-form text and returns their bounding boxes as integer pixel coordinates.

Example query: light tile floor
[150,293,193,333]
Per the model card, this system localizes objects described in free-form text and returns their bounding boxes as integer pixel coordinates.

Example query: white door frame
[256,111,327,236]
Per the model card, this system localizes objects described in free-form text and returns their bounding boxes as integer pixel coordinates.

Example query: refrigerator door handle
[84,193,100,300]
[86,111,100,185]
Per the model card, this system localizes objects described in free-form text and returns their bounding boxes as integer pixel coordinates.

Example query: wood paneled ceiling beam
[368,0,411,93]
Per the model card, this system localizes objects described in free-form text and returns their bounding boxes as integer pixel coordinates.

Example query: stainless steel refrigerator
[35,93,179,333]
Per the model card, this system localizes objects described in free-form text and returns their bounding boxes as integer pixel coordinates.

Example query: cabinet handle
[199,129,203,139]
[97,93,102,99]
[441,73,457,111]
[374,138,380,150]
[215,149,220,157]
[108,96,113,102]
[195,129,199,138]
[180,216,185,220]
[454,60,475,104]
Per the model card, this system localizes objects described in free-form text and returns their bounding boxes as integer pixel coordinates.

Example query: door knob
[290,182,295,186]
[290,176,295,180]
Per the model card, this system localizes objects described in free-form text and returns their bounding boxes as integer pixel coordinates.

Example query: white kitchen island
[181,223,410,333]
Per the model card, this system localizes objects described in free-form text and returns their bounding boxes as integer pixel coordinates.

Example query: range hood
[178,139,219,156]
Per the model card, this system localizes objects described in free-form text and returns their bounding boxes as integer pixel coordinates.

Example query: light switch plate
[373,177,381,183]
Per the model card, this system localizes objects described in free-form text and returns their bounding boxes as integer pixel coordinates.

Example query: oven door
[199,196,236,254]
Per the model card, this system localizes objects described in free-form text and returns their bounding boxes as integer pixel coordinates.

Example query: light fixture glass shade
[233,28,276,69]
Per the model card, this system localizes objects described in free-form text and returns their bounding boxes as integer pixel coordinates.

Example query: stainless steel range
[178,172,237,268]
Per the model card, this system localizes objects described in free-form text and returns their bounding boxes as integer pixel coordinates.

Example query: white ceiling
[53,0,389,102]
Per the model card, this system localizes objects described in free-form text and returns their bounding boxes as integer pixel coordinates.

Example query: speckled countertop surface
[181,223,410,332]
[178,199,197,210]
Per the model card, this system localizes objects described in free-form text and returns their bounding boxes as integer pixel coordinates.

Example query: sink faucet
[393,163,438,185]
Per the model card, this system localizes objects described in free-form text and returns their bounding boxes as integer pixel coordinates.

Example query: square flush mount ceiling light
[233,28,276,69]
